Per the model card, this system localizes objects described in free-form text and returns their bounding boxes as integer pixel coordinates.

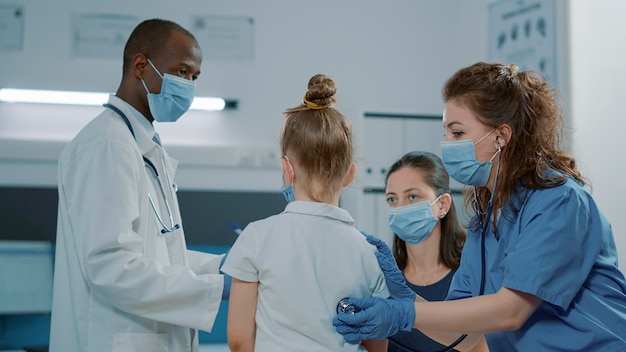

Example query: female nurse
[334,62,626,351]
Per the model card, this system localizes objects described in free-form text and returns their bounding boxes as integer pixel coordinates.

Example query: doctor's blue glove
[221,273,232,301]
[361,231,416,302]
[333,297,416,343]
[220,252,232,301]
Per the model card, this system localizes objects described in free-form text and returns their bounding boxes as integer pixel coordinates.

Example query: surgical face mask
[440,130,498,186]
[388,196,441,245]
[281,156,296,203]
[141,59,196,123]
[281,184,295,203]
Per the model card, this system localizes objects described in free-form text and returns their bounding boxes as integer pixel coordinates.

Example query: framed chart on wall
[488,0,557,86]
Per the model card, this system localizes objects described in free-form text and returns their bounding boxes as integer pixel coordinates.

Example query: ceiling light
[0,88,234,111]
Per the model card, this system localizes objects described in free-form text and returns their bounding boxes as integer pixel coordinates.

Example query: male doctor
[49,18,230,351]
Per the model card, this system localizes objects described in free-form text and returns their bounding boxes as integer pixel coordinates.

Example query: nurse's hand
[361,231,416,302]
[333,297,415,343]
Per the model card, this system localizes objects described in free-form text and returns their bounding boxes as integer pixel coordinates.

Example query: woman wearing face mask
[334,62,626,351]
[385,151,488,352]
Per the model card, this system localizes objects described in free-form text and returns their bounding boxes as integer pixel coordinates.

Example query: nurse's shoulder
[521,172,590,212]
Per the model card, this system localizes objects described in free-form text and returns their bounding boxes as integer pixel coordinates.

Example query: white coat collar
[105,95,159,156]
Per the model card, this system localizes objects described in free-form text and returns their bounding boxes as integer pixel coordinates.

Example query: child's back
[223,74,389,352]
[224,201,387,351]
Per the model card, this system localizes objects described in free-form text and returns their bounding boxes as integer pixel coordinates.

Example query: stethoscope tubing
[103,103,180,234]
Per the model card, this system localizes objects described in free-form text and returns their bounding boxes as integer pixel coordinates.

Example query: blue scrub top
[447,176,626,351]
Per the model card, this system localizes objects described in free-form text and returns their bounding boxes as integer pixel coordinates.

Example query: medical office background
[0,0,624,350]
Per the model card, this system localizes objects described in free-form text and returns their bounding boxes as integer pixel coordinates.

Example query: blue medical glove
[361,231,416,302]
[333,297,415,343]
[219,252,231,301]
[221,273,232,301]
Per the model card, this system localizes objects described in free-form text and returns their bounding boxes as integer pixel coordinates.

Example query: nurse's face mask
[388,195,441,245]
[440,129,500,186]
[141,58,196,123]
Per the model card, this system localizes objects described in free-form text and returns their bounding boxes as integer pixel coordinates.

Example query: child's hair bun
[303,74,336,110]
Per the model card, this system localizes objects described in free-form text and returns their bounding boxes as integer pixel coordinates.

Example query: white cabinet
[361,113,444,189]
[357,113,458,246]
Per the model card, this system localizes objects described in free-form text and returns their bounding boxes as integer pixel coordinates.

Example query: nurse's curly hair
[281,74,353,202]
[122,19,196,75]
[442,62,587,229]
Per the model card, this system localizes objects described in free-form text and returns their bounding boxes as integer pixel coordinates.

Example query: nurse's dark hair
[281,74,353,202]
[122,19,196,74]
[442,62,586,229]
[385,151,466,270]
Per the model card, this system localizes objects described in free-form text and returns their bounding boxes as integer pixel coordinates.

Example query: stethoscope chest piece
[336,297,360,314]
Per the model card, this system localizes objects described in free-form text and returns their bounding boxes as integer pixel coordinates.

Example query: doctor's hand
[361,231,416,302]
[333,297,416,343]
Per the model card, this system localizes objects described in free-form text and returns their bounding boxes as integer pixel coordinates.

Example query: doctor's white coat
[49,95,224,352]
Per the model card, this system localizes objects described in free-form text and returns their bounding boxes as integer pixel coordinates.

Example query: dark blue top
[388,269,459,352]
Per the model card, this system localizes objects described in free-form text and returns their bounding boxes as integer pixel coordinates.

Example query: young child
[222,74,389,352]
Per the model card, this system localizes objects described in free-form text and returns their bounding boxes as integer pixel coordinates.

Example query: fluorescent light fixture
[0,88,229,111]
[0,89,109,106]
[192,96,225,111]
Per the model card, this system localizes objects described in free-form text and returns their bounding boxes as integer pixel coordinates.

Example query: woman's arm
[396,288,538,350]
[227,278,258,352]
[465,336,490,352]
[416,287,541,349]
[361,339,388,352]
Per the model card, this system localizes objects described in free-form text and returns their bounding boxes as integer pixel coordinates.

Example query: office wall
[0,0,472,194]
[569,1,626,267]
[0,0,461,146]
[0,0,477,229]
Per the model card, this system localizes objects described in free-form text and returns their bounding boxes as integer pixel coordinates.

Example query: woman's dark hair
[386,151,466,270]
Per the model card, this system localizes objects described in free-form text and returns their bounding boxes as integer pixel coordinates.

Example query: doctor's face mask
[440,130,499,187]
[141,58,196,123]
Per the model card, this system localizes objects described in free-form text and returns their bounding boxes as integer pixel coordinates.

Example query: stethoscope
[103,103,181,234]
[370,143,502,352]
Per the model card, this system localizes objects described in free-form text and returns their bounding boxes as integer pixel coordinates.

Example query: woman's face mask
[440,130,499,186]
[388,195,441,245]
[141,59,196,123]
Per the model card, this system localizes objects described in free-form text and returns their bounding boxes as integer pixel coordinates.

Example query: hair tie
[303,95,331,110]
[499,64,519,82]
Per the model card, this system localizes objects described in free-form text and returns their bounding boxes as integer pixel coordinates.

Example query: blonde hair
[281,74,353,202]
